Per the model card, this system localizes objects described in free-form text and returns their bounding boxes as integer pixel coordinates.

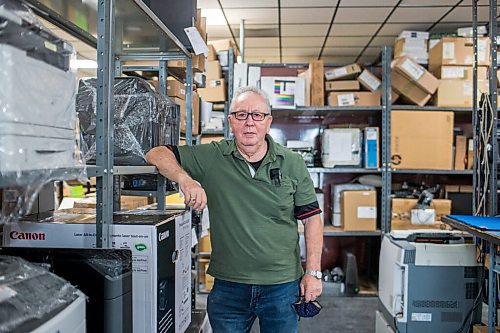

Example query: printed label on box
[359,71,381,91]
[442,67,465,79]
[401,59,424,81]
[357,207,376,219]
[337,93,355,106]
[366,129,377,140]
[478,40,487,62]
[443,42,455,59]
[411,313,432,322]
[463,82,472,96]
[326,67,348,80]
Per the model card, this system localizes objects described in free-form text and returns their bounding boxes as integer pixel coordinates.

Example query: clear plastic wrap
[0,255,80,332]
[76,77,180,165]
[0,0,85,224]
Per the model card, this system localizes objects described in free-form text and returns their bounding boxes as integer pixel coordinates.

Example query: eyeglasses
[230,111,270,121]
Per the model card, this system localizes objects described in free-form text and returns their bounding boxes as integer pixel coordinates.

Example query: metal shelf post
[96,0,116,248]
[382,46,392,233]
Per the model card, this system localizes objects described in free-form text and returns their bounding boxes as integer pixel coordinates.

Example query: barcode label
[442,67,465,79]
[411,313,432,322]
[478,40,487,62]
[443,42,455,59]
[326,67,348,80]
[401,59,424,81]
[359,70,381,91]
[337,94,355,106]
[358,207,376,219]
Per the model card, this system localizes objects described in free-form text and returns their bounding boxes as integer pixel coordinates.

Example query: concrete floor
[195,292,378,333]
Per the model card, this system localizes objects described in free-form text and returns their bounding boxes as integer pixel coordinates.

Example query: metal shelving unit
[390,169,474,175]
[21,0,193,247]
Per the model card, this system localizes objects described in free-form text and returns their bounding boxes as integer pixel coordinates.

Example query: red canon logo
[10,231,46,241]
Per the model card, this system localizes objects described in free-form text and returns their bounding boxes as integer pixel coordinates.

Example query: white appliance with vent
[376,230,481,333]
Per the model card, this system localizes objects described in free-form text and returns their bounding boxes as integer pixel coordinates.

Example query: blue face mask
[293,297,323,319]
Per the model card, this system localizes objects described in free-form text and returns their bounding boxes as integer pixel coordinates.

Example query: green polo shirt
[177,135,317,284]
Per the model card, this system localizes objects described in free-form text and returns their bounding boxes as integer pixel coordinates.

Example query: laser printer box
[391,111,454,170]
[3,209,192,333]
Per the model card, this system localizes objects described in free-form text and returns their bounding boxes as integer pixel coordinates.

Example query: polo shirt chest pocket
[268,178,295,219]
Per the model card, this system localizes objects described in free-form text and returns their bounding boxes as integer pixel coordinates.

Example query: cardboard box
[472,325,500,333]
[248,66,261,87]
[357,69,399,103]
[207,44,217,61]
[200,135,225,144]
[175,91,200,135]
[392,56,439,94]
[432,66,488,80]
[199,233,211,253]
[168,53,205,73]
[328,91,381,107]
[341,190,377,231]
[392,70,431,106]
[391,198,451,226]
[233,63,248,92]
[467,138,474,169]
[3,210,192,333]
[399,30,429,39]
[198,79,227,102]
[121,196,149,210]
[261,76,306,109]
[208,39,237,52]
[325,63,362,81]
[394,38,429,64]
[167,78,186,100]
[433,79,488,107]
[299,60,324,106]
[454,135,468,170]
[326,80,360,91]
[391,111,454,169]
[429,37,490,72]
[206,61,222,81]
[364,127,379,169]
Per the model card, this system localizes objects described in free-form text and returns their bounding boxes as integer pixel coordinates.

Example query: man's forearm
[145,146,191,184]
[303,214,323,270]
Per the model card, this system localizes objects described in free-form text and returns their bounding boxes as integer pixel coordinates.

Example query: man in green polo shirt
[146,86,323,333]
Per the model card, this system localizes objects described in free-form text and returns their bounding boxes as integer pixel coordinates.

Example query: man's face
[229,92,272,148]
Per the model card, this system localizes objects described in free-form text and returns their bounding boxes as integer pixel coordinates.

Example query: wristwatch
[305,269,322,279]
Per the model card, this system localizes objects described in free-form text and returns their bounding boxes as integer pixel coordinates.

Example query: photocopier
[376,230,482,333]
[0,0,77,173]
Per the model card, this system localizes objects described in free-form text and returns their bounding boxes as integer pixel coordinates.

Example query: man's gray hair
[230,86,271,114]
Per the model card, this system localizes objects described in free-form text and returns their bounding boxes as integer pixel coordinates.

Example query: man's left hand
[300,274,323,302]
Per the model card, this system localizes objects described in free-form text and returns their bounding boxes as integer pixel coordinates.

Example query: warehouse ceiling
[198,0,498,65]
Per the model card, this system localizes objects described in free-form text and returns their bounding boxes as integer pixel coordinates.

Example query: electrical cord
[393,312,403,333]
[451,245,486,333]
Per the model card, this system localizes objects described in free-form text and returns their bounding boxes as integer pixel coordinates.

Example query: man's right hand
[178,175,207,212]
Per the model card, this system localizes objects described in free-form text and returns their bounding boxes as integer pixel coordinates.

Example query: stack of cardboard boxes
[391,56,440,106]
[198,39,233,133]
[325,63,381,107]
[394,31,429,65]
[429,37,490,107]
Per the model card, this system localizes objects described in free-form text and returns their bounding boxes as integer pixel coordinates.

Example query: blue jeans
[207,278,300,333]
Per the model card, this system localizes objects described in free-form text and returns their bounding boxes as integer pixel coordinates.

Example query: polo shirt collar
[222,134,285,163]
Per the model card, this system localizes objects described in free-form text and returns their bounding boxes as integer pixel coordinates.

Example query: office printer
[0,255,86,332]
[0,0,78,173]
[376,230,481,333]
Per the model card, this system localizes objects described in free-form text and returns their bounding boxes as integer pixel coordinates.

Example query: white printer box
[3,210,192,333]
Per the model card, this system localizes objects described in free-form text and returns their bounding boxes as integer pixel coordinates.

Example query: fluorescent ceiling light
[201,9,226,26]
[70,59,98,69]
